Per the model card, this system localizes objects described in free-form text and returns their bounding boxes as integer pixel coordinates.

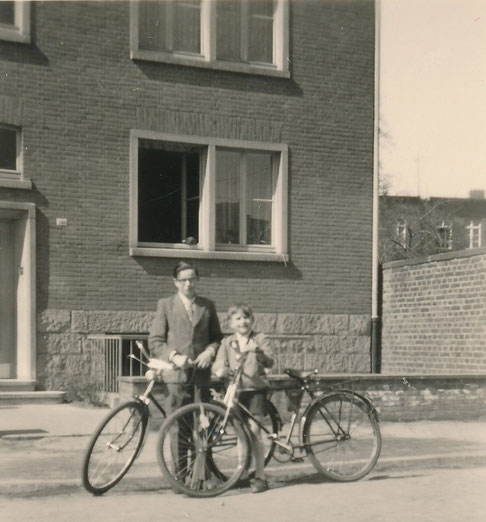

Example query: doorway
[0,202,36,381]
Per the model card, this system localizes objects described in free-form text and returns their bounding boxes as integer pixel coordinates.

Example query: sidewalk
[1,402,486,498]
[0,402,110,439]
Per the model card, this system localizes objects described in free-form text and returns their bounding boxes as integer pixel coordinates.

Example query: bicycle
[157,354,382,498]
[82,340,172,495]
[81,341,265,496]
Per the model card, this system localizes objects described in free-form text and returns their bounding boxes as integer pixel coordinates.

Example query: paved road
[2,421,486,497]
[1,404,486,520]
[1,466,485,522]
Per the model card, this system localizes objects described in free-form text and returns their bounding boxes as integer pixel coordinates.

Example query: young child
[212,303,274,493]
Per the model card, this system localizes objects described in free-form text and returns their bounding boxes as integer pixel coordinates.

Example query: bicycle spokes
[303,393,381,481]
[157,403,250,497]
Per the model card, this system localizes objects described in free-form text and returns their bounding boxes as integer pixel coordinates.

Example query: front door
[0,202,36,382]
[0,220,17,378]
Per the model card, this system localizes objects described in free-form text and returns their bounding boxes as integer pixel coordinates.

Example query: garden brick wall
[119,374,486,423]
[0,1,375,388]
[381,248,486,373]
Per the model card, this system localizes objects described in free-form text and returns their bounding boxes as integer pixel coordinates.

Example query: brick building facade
[0,0,375,392]
[379,193,486,263]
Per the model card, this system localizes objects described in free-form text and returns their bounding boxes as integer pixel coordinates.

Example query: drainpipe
[371,0,381,373]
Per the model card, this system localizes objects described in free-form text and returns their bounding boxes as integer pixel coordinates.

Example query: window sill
[131,50,290,79]
[0,30,30,44]
[0,178,32,190]
[130,246,289,263]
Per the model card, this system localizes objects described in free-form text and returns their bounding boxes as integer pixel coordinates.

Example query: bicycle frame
[221,362,379,460]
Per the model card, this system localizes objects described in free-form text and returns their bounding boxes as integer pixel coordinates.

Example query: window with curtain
[216,0,273,64]
[131,132,287,260]
[138,0,201,55]
[216,149,275,246]
[132,0,289,77]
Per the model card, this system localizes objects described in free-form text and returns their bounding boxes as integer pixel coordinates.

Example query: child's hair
[227,302,254,320]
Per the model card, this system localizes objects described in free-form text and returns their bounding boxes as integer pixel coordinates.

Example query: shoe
[251,478,269,493]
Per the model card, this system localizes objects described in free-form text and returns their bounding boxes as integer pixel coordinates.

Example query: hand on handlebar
[214,366,231,379]
[254,347,267,364]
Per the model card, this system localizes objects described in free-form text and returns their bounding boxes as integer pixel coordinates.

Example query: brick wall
[119,374,486,422]
[381,248,486,373]
[0,1,375,387]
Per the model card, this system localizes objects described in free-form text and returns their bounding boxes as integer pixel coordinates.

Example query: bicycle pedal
[290,457,304,463]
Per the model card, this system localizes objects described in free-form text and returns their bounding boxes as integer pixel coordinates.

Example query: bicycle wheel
[82,401,148,495]
[157,402,250,498]
[303,392,381,482]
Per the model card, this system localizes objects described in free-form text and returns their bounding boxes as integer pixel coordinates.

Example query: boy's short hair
[173,261,199,279]
[227,302,254,320]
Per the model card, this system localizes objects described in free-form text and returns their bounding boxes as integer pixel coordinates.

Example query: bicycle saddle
[284,368,318,381]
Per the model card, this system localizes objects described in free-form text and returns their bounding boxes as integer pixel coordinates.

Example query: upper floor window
[130,130,288,262]
[466,220,482,249]
[396,219,408,248]
[131,0,289,78]
[437,221,452,250]
[0,1,30,43]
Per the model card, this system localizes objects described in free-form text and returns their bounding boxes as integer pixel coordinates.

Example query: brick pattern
[381,250,486,373]
[0,0,374,317]
[119,374,486,422]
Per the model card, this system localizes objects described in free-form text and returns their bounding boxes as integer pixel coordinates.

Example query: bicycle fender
[301,389,380,428]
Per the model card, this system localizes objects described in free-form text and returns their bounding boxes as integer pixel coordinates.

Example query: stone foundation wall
[36,309,371,390]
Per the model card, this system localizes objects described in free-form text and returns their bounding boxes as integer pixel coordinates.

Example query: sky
[379,0,486,198]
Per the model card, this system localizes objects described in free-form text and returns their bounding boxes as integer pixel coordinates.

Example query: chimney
[469,190,485,199]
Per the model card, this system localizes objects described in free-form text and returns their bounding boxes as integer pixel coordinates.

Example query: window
[130,131,288,261]
[216,149,275,246]
[466,220,482,249]
[437,221,452,250]
[396,219,408,248]
[0,125,31,189]
[0,125,20,177]
[131,0,289,77]
[137,140,201,244]
[0,1,30,43]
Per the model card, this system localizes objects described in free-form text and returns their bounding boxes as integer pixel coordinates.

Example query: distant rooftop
[469,190,485,200]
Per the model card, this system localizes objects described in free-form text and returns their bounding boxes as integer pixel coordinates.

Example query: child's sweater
[212,332,274,390]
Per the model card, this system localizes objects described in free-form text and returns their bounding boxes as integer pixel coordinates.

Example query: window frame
[0,124,31,189]
[130,0,290,78]
[396,219,408,248]
[0,1,30,44]
[437,221,453,250]
[466,220,482,249]
[129,129,288,262]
